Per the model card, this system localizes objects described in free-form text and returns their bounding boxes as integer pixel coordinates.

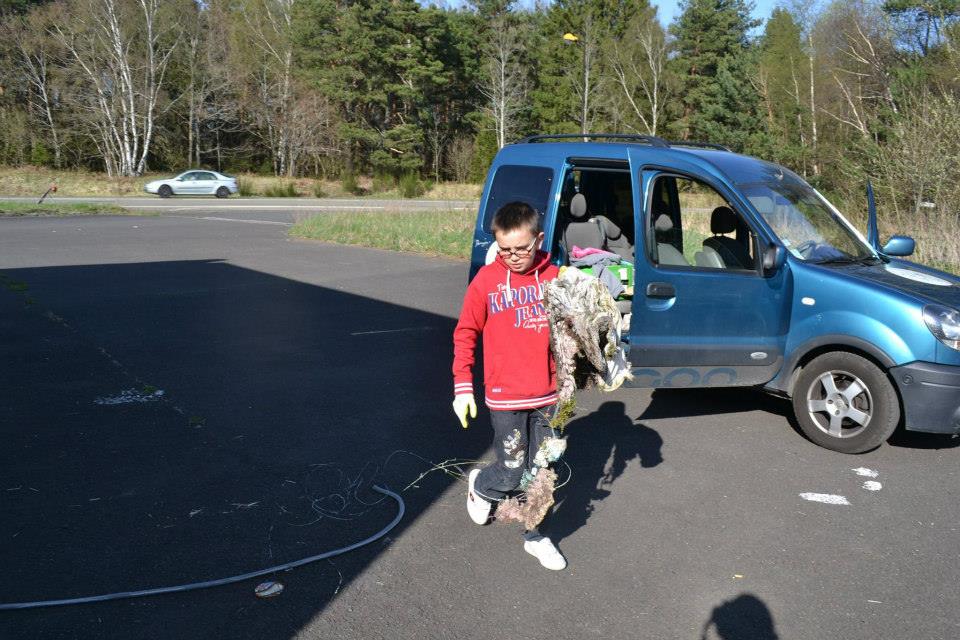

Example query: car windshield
[739,176,878,263]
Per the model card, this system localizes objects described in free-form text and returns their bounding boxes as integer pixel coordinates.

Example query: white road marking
[187,216,293,226]
[350,326,436,336]
[862,481,882,491]
[852,467,879,478]
[799,492,850,505]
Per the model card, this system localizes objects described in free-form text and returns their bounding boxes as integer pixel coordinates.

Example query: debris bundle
[494,268,632,529]
[542,267,632,405]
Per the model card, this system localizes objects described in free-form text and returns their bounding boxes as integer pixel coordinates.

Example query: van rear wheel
[791,352,900,454]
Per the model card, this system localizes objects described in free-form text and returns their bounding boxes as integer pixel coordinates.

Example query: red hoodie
[452,251,559,410]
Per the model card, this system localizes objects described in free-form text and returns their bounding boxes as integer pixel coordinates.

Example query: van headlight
[923,304,960,350]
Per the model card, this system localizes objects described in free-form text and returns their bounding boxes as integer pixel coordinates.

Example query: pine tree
[296,0,455,177]
[531,0,646,135]
[669,0,760,145]
[758,7,807,168]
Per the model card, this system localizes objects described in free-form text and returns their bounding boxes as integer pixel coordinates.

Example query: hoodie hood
[494,250,553,276]
[495,250,553,307]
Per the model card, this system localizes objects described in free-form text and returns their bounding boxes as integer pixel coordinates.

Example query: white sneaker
[466,468,492,525]
[523,536,567,570]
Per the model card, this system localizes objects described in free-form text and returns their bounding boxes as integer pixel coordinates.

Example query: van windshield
[739,177,878,264]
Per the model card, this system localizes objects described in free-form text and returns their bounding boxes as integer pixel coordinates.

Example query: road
[2,195,478,225]
[1,211,958,640]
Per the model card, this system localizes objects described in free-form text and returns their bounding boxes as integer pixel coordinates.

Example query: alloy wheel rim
[806,369,873,439]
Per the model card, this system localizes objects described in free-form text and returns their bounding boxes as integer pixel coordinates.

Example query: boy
[452,201,566,571]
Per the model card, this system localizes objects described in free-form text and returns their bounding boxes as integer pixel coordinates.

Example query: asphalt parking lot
[1,211,958,639]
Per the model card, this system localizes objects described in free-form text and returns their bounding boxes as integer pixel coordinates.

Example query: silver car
[144,170,238,198]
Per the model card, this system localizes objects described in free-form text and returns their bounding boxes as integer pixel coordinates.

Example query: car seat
[561,193,633,314]
[653,214,688,266]
[594,215,634,260]
[563,193,634,260]
[701,206,753,269]
[562,193,606,256]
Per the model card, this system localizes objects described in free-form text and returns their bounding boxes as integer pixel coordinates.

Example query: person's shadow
[701,593,779,639]
[546,401,663,544]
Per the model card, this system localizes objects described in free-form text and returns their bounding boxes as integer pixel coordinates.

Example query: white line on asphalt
[190,216,293,226]
[799,492,850,505]
[350,326,436,336]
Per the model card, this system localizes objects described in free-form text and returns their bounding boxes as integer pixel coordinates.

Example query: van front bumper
[890,362,960,434]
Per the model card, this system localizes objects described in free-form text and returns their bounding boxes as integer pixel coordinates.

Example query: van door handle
[646,282,676,298]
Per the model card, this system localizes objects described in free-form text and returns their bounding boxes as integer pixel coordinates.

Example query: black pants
[475,404,559,539]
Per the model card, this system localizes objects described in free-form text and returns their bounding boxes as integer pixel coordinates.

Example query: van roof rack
[514,133,731,152]
[515,133,670,148]
[667,140,732,152]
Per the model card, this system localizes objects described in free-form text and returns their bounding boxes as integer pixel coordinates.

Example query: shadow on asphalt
[548,401,663,546]
[0,259,488,638]
[700,593,779,639]
[638,387,792,421]
[888,428,960,450]
[638,387,959,451]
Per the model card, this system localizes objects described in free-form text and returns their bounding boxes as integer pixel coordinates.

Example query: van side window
[648,175,757,271]
[482,165,554,231]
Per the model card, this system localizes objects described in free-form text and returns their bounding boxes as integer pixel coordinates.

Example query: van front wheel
[792,352,900,454]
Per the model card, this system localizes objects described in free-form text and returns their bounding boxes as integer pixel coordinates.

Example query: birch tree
[177,0,241,170]
[607,7,668,135]
[816,2,899,142]
[51,0,180,176]
[790,0,821,175]
[238,0,296,176]
[478,9,528,149]
[4,6,64,167]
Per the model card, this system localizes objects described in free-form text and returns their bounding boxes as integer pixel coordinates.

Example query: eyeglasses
[497,239,538,259]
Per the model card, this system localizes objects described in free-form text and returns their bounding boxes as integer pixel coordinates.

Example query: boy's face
[494,226,544,273]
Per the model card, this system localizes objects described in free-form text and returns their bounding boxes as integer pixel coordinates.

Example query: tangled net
[494,267,632,529]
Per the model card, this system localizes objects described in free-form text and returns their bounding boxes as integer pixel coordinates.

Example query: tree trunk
[807,35,819,176]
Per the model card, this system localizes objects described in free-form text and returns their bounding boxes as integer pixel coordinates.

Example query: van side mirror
[762,244,786,274]
[882,235,915,257]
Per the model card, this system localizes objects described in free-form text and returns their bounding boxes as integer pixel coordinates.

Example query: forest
[1,0,959,265]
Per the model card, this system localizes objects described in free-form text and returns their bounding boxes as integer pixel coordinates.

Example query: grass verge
[290,209,474,259]
[0,200,130,216]
[0,165,481,200]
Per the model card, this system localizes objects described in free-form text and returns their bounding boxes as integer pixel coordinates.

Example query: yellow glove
[452,394,477,429]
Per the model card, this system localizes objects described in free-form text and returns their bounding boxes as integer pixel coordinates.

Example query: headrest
[570,193,588,220]
[654,214,673,233]
[711,206,737,234]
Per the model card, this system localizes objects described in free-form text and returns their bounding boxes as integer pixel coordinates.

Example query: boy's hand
[452,394,477,429]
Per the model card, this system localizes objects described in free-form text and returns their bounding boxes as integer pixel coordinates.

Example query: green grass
[262,182,299,198]
[290,209,474,259]
[237,178,256,196]
[0,200,129,216]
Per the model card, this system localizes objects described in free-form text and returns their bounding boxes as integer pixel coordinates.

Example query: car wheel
[158,184,173,198]
[791,351,900,453]
[215,186,230,199]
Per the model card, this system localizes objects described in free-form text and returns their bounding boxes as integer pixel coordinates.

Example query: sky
[652,0,782,29]
[442,0,786,32]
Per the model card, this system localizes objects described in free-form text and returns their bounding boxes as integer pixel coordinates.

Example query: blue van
[470,134,960,453]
